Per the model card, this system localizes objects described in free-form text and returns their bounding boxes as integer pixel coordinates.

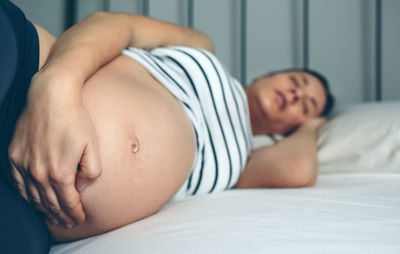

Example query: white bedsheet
[50,173,400,254]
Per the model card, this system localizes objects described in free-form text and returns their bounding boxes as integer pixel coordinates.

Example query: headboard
[11,0,400,109]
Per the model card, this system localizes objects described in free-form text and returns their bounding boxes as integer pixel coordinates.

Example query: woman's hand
[298,117,326,136]
[8,72,102,228]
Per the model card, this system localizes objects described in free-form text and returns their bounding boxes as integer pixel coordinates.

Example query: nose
[287,87,305,104]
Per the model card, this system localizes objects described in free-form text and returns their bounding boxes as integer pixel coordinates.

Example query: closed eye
[311,97,318,115]
[302,100,309,115]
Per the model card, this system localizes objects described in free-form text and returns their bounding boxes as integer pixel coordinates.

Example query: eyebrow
[302,74,309,85]
[290,76,300,87]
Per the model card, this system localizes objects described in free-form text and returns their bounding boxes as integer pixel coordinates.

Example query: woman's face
[245,71,327,135]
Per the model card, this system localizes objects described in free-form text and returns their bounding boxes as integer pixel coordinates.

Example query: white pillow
[317,101,400,173]
[252,101,400,173]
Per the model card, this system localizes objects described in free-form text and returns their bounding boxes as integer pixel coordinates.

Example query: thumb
[75,141,102,192]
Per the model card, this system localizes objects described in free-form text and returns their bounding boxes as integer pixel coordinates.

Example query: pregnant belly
[48,55,196,241]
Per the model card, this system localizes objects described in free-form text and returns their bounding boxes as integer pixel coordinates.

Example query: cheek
[283,113,305,132]
[286,115,301,127]
[292,116,304,127]
[258,86,280,117]
[286,106,305,124]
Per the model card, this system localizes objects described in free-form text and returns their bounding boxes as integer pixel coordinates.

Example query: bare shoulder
[33,24,56,70]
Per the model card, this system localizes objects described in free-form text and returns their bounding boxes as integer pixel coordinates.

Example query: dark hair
[265,68,335,117]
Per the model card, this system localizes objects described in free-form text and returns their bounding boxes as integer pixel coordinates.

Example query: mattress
[51,102,400,254]
[50,173,400,254]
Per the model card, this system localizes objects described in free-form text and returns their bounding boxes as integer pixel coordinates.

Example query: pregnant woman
[0,1,334,253]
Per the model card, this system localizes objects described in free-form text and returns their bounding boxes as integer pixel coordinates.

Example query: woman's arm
[40,12,213,86]
[9,13,213,228]
[235,118,325,189]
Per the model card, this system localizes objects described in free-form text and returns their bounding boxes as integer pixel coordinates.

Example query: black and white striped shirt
[122,47,253,200]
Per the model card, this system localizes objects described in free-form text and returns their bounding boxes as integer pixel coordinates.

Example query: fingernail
[66,223,73,229]
[51,218,59,225]
[78,182,89,192]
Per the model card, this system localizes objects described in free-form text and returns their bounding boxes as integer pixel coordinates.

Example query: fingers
[27,182,61,225]
[34,171,85,226]
[51,177,86,225]
[10,162,81,227]
[11,166,28,201]
[6,90,102,229]
[9,144,94,228]
[40,185,77,227]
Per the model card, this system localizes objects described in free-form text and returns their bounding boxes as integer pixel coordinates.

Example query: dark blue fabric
[0,179,50,254]
[0,0,51,253]
[0,1,17,104]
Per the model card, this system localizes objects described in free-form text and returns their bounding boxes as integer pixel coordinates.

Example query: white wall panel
[149,0,187,25]
[361,0,377,101]
[7,0,400,104]
[76,0,103,21]
[109,0,143,14]
[246,0,297,86]
[309,0,365,107]
[382,0,400,100]
[194,0,240,80]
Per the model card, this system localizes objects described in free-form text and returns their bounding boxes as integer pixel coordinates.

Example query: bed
[50,101,400,254]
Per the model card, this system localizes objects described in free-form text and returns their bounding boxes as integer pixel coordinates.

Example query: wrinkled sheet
[51,173,400,254]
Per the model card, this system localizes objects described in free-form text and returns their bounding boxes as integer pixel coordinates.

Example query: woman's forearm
[38,12,213,90]
[272,122,320,186]
[236,119,324,189]
[38,12,133,88]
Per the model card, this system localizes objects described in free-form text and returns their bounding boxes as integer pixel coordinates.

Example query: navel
[131,137,140,153]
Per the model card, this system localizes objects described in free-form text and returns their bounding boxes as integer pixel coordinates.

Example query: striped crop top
[122,46,253,200]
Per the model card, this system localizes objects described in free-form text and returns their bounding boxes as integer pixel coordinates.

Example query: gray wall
[11,0,400,109]
[11,0,65,37]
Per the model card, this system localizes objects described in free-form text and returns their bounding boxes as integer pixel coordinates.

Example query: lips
[275,90,287,111]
